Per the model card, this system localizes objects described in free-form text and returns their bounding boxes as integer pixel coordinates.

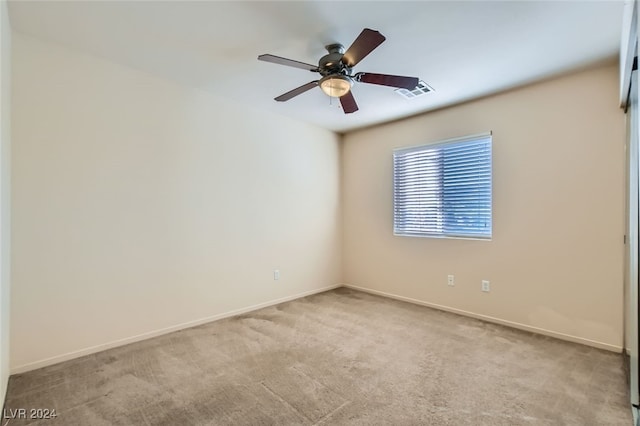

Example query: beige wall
[0,0,11,403]
[342,63,625,350]
[11,34,342,372]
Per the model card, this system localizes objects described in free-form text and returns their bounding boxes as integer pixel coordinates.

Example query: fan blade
[258,54,318,71]
[342,28,386,68]
[340,91,359,114]
[356,72,419,90]
[274,81,319,102]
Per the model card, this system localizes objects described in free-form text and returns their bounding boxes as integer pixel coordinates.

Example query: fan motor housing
[318,43,350,76]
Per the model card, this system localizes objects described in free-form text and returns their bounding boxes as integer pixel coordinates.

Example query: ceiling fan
[258,28,420,114]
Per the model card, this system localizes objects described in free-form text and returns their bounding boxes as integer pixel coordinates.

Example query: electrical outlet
[274,269,280,280]
[482,280,490,292]
[447,275,455,286]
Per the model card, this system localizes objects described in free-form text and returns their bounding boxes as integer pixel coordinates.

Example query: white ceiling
[8,1,625,133]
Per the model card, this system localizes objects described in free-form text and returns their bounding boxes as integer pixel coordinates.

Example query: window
[393,133,492,239]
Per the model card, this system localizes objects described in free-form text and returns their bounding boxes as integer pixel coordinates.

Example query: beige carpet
[4,288,632,425]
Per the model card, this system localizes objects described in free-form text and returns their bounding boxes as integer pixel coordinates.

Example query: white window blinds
[393,133,492,239]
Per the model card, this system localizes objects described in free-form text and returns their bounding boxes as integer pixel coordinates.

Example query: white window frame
[393,132,493,240]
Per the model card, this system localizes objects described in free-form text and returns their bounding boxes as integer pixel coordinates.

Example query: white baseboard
[11,284,341,374]
[342,284,623,353]
[12,282,623,374]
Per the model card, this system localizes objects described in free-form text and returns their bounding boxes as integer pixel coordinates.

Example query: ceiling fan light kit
[258,28,423,114]
[319,75,353,98]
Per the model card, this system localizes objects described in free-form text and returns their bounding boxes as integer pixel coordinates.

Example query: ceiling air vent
[395,80,434,99]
